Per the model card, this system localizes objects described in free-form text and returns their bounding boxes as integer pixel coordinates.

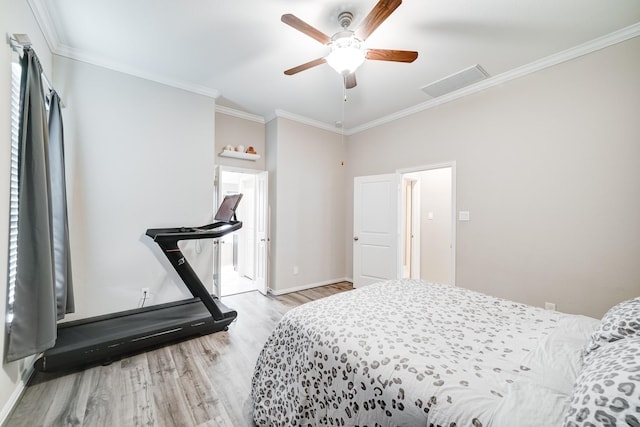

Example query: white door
[213,166,223,297]
[237,175,255,280]
[353,174,400,288]
[402,178,415,278]
[254,171,269,295]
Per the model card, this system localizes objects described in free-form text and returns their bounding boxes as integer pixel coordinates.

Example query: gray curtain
[6,48,74,362]
[48,90,75,319]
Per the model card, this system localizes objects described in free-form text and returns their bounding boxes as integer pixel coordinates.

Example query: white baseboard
[268,277,351,296]
[0,357,35,427]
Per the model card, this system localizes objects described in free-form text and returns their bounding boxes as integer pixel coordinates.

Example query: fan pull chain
[339,71,348,164]
[343,77,348,102]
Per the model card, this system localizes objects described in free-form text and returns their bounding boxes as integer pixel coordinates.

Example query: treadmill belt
[54,301,212,352]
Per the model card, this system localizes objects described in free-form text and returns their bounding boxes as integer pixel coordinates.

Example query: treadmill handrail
[146,220,242,241]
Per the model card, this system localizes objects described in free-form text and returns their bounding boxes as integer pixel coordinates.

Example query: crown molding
[348,22,640,135]
[275,110,345,135]
[54,44,220,98]
[29,0,220,98]
[26,0,61,53]
[215,105,265,123]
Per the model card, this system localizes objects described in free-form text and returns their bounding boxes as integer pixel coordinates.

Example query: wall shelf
[218,150,261,161]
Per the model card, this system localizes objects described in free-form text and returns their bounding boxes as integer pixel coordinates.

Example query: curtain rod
[9,33,58,97]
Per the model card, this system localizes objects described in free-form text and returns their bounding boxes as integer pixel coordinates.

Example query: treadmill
[34,194,244,372]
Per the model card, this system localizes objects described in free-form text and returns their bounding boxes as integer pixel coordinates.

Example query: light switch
[458,211,470,221]
[428,212,434,220]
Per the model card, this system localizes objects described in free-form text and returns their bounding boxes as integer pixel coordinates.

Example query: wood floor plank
[147,346,197,427]
[194,333,254,426]
[9,367,91,427]
[119,352,156,426]
[176,339,237,426]
[6,372,64,427]
[80,362,122,427]
[7,282,354,427]
[41,368,92,426]
[172,339,236,425]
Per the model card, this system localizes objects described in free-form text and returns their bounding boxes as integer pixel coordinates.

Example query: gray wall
[215,111,266,171]
[346,37,640,318]
[267,117,347,292]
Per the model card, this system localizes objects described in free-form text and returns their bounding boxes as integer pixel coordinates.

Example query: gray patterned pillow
[586,297,640,355]
[564,336,640,427]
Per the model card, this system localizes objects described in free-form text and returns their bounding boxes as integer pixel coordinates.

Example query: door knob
[353,236,359,241]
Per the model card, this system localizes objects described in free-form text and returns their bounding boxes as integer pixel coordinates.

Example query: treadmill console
[214,193,243,221]
[145,194,243,242]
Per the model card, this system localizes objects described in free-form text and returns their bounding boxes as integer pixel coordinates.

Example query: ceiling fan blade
[284,57,327,75]
[366,49,418,63]
[281,14,331,45]
[344,72,357,89]
[355,0,402,41]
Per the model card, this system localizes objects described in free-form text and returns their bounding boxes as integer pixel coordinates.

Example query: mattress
[251,279,599,426]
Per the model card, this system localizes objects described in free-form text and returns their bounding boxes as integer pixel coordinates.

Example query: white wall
[267,117,347,292]
[346,37,640,318]
[53,56,217,319]
[0,0,55,420]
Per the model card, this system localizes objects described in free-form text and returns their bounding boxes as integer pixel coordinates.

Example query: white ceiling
[34,0,640,131]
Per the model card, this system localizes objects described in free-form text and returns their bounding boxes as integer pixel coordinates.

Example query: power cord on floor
[139,290,148,308]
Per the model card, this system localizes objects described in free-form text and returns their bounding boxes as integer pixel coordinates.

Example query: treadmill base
[35,296,236,372]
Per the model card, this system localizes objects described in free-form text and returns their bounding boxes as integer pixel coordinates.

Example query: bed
[251,279,640,426]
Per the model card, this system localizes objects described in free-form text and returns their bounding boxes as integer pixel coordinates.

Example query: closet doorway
[401,163,455,286]
[214,166,269,297]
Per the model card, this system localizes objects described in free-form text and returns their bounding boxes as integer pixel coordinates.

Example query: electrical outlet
[544,302,556,311]
[141,287,150,298]
[458,211,470,221]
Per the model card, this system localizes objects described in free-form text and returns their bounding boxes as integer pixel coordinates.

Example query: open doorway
[401,164,455,285]
[216,167,269,297]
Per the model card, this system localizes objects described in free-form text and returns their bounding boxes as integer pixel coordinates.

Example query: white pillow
[585,297,640,355]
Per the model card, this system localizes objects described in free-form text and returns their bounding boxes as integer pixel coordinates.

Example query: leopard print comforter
[251,279,598,426]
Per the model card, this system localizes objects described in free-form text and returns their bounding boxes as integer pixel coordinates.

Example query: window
[7,61,21,325]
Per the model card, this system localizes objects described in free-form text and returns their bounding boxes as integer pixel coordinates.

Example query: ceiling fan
[282,0,418,89]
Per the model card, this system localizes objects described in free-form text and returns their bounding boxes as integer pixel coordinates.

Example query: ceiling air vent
[421,64,490,98]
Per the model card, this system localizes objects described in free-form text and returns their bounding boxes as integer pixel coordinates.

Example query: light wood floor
[7,282,353,427]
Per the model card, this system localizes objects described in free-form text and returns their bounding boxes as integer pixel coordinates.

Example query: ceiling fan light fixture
[326,34,365,75]
[282,1,417,89]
